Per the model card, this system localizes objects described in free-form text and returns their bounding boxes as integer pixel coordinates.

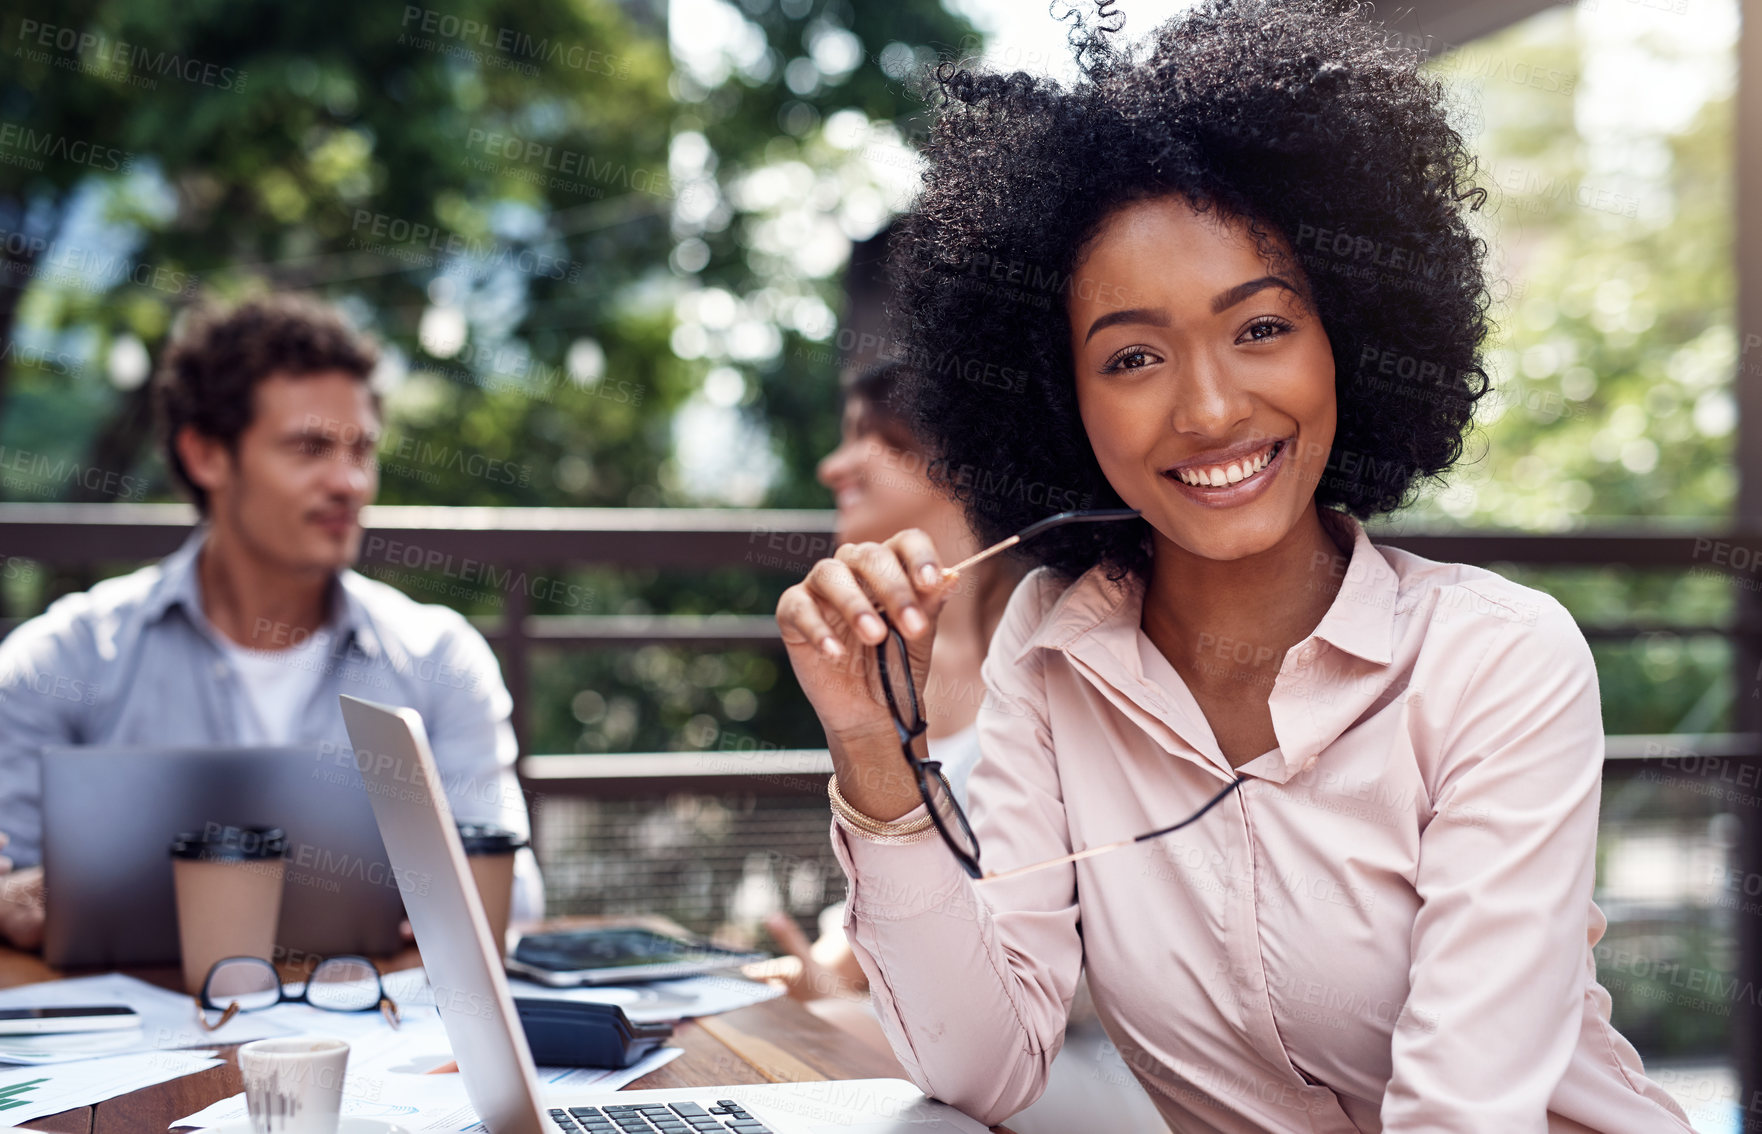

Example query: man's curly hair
[888,0,1493,581]
[154,294,380,514]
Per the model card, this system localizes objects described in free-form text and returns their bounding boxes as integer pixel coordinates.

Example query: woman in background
[814,358,1024,808]
[761,358,1024,1007]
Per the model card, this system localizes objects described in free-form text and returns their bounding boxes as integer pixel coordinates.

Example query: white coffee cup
[237,1037,350,1134]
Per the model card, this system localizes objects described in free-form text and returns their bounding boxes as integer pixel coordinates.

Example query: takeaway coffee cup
[170,825,287,995]
[456,823,527,958]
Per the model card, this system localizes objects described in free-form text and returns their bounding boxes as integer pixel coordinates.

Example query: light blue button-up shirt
[0,527,543,919]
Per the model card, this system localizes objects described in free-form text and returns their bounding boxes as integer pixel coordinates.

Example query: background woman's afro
[887,0,1494,581]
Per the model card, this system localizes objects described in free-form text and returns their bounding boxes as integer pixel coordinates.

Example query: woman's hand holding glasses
[775,527,954,822]
[779,508,1248,881]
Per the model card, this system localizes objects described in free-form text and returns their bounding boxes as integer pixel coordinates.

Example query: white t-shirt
[929,724,982,814]
[213,631,546,921]
[215,633,330,745]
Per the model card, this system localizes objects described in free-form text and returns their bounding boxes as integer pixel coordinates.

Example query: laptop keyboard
[549,1099,774,1134]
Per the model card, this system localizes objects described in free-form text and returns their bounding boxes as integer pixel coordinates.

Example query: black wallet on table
[513,997,674,1069]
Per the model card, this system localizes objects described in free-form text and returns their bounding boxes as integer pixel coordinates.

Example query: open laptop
[41,744,405,967]
[339,694,991,1134]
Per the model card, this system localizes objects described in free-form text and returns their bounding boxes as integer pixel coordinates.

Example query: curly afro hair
[888,0,1493,582]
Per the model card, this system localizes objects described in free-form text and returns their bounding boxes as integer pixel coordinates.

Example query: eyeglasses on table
[195,953,401,1030]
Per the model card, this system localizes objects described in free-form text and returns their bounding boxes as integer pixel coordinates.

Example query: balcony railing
[7,501,1757,738]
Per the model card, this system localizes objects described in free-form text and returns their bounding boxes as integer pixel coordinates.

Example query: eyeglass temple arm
[942,534,1021,579]
[942,509,1141,578]
[974,774,1246,885]
[194,998,241,1031]
[1129,773,1247,843]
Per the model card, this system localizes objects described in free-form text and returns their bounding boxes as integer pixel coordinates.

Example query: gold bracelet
[832,810,940,845]
[828,774,934,837]
[829,774,932,834]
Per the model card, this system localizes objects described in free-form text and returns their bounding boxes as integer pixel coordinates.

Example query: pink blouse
[830,510,1696,1133]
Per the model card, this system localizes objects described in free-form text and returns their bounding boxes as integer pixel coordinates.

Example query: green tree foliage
[1400,6,1738,739]
[3,0,684,496]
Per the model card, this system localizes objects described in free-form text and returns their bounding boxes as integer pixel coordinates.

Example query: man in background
[0,294,543,948]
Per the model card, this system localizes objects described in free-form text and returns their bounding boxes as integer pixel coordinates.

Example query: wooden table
[0,941,930,1133]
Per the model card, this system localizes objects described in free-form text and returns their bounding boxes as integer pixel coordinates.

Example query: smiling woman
[771,1,1699,1131]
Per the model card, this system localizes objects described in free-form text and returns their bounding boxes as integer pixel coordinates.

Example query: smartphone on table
[506,925,768,986]
[0,1006,141,1035]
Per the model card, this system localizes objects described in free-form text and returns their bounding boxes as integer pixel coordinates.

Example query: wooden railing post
[502,573,531,757]
[1740,598,1762,1130]
[1734,0,1761,1123]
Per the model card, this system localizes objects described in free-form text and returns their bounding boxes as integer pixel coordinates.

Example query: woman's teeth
[1171,440,1282,488]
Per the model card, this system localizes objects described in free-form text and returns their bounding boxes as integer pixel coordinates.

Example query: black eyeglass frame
[196,953,401,1031]
[870,507,1250,881]
[874,615,984,877]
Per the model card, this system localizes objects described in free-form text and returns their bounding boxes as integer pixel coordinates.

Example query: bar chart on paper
[0,1076,45,1110]
[0,1052,221,1124]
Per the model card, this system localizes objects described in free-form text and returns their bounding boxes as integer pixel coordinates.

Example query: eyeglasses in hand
[876,507,1249,882]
